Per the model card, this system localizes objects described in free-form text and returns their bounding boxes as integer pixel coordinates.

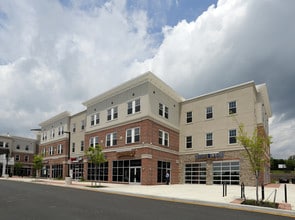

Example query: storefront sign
[117,150,136,159]
[195,152,224,160]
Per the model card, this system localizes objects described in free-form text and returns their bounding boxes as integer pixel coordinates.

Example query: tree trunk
[255,170,259,204]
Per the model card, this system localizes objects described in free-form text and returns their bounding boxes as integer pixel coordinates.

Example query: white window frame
[91,113,100,126]
[229,101,237,115]
[126,127,140,144]
[206,106,213,119]
[206,132,213,146]
[57,144,63,154]
[186,136,192,148]
[89,136,99,148]
[186,111,192,123]
[159,130,169,147]
[58,126,64,136]
[106,132,117,147]
[229,129,237,144]
[159,103,169,119]
[107,106,118,121]
[24,155,29,162]
[49,146,54,155]
[15,155,20,161]
[127,99,141,115]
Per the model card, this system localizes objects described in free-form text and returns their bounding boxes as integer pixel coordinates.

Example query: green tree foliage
[14,162,23,176]
[33,154,43,178]
[85,145,106,186]
[237,124,272,203]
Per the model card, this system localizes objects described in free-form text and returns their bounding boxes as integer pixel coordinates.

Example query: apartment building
[38,111,71,178]
[0,135,38,176]
[179,82,271,186]
[37,72,271,186]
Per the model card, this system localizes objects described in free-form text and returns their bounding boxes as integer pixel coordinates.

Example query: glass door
[130,167,141,184]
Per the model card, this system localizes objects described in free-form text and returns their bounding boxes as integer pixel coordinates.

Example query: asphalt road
[0,180,292,220]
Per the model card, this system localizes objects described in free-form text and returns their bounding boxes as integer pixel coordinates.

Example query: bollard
[223,182,227,197]
[261,184,265,201]
[284,184,287,203]
[241,182,245,199]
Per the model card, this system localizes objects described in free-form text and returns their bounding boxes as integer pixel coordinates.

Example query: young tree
[14,162,23,176]
[85,145,106,186]
[33,155,43,178]
[237,124,272,204]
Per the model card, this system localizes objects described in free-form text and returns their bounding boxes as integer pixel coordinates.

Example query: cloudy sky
[0,0,294,159]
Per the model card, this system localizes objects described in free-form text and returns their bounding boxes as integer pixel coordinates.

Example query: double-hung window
[49,146,54,155]
[80,140,84,151]
[159,130,169,146]
[107,106,118,121]
[81,120,85,130]
[229,129,237,144]
[106,132,117,147]
[72,143,75,153]
[206,132,213,146]
[58,126,63,136]
[159,103,169,119]
[229,101,237,115]
[127,99,140,115]
[126,127,140,144]
[89,136,99,148]
[186,111,192,123]
[57,144,63,154]
[206,106,213,119]
[91,113,100,126]
[186,136,192,148]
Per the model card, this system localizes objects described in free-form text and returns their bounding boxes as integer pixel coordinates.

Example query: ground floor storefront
[41,149,270,186]
[179,150,270,186]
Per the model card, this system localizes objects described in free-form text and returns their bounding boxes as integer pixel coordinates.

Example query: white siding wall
[179,85,258,153]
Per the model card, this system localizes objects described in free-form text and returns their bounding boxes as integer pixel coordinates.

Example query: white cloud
[1,0,294,158]
[130,0,295,158]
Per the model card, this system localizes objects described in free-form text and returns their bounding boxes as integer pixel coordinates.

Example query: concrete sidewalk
[2,177,295,217]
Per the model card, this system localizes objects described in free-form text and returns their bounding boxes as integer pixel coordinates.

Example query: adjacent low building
[0,135,38,176]
[37,72,272,186]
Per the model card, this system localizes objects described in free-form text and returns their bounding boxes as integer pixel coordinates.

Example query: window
[25,145,29,151]
[72,143,75,153]
[81,120,85,130]
[206,133,213,146]
[15,155,20,161]
[229,129,237,144]
[57,144,63,154]
[106,132,117,147]
[127,99,140,115]
[51,129,55,138]
[25,155,29,162]
[126,127,140,144]
[229,101,237,114]
[159,130,169,146]
[58,126,64,136]
[88,162,108,181]
[89,136,99,147]
[186,136,192,148]
[42,148,46,157]
[206,106,213,119]
[159,103,169,119]
[107,107,118,121]
[16,145,20,150]
[49,146,54,155]
[81,140,84,152]
[42,132,47,141]
[91,113,99,126]
[72,123,76,132]
[186,111,192,123]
